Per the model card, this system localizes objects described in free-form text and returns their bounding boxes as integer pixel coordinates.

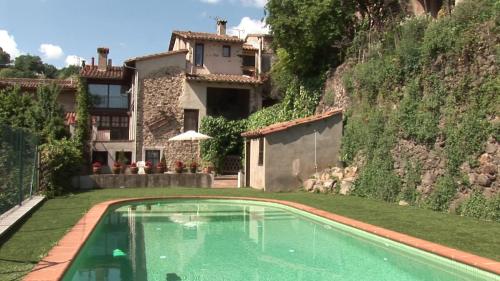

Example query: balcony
[92,128,130,141]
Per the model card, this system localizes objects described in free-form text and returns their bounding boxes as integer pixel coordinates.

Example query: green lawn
[1,188,499,281]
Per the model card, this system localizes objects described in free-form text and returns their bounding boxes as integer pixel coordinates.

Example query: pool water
[62,199,499,281]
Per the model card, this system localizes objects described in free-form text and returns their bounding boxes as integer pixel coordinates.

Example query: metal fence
[0,125,38,215]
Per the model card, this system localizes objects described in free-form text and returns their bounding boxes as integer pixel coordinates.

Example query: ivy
[199,116,247,172]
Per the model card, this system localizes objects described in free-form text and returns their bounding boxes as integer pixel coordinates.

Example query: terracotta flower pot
[92,167,101,174]
[175,166,183,173]
[112,166,121,174]
[130,167,138,174]
[144,166,152,174]
[156,166,165,174]
[190,166,197,173]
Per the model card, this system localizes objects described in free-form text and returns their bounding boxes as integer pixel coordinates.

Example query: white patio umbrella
[168,130,212,161]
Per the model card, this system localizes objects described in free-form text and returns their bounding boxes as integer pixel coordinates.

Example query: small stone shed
[241,109,343,192]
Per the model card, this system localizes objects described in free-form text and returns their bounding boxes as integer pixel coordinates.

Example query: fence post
[18,130,25,206]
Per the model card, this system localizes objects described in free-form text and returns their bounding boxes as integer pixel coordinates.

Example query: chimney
[91,57,95,66]
[108,59,112,68]
[97,47,109,71]
[216,19,227,35]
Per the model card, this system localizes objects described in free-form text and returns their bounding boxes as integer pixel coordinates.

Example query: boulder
[479,153,493,165]
[323,180,335,193]
[482,164,497,176]
[485,142,497,154]
[303,179,316,192]
[320,171,331,181]
[468,173,477,185]
[421,171,437,186]
[476,174,492,187]
[344,166,358,178]
[330,167,344,180]
[398,200,409,206]
[339,179,354,195]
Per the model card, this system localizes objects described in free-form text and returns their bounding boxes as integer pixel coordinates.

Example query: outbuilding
[241,109,343,192]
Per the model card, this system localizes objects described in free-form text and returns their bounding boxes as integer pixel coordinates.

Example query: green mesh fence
[0,125,39,215]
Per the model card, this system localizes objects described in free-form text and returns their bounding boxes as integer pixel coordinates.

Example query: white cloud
[65,55,84,66]
[240,0,267,7]
[0,29,21,58]
[228,17,269,38]
[39,43,64,60]
[200,0,220,4]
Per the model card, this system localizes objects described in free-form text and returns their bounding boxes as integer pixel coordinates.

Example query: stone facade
[137,67,201,167]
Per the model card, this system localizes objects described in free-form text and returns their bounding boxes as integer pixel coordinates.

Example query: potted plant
[144,161,153,174]
[190,161,198,173]
[92,162,102,174]
[129,162,138,174]
[174,160,184,173]
[117,150,128,173]
[202,161,214,174]
[112,162,121,174]
[156,162,166,173]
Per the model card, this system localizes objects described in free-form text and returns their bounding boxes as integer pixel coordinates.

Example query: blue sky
[0,0,267,68]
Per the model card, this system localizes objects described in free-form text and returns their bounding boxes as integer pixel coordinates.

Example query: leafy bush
[199,116,247,172]
[458,191,500,222]
[425,174,457,211]
[40,139,82,197]
[399,159,421,204]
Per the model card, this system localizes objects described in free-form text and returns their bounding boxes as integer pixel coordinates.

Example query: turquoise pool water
[62,199,499,281]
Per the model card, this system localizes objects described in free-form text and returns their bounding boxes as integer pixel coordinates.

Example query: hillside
[316,0,499,220]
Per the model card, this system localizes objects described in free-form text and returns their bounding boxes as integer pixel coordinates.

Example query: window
[222,45,231,57]
[258,138,264,166]
[242,55,255,67]
[94,115,129,140]
[89,84,128,109]
[145,150,161,167]
[115,151,132,165]
[195,43,204,66]
[184,109,199,132]
[92,151,108,166]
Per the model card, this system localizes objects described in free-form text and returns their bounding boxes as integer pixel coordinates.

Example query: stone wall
[137,67,201,167]
[72,173,213,189]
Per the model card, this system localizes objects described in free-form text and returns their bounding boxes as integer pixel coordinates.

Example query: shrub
[426,174,457,211]
[399,159,421,204]
[39,139,82,197]
[199,116,248,172]
[458,192,500,222]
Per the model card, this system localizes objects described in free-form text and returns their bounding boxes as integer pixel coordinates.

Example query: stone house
[84,20,272,171]
[241,109,343,192]
[79,48,134,171]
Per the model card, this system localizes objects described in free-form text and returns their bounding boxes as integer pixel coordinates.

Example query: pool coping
[23,196,500,280]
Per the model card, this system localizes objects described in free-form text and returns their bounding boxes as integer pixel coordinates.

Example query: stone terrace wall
[137,67,200,167]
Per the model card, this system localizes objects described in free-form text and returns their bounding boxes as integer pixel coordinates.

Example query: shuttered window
[184,109,199,132]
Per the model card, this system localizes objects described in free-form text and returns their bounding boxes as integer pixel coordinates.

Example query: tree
[14,54,45,73]
[0,68,36,78]
[31,84,68,142]
[42,63,58,78]
[266,0,356,78]
[0,87,35,129]
[57,65,81,79]
[0,47,10,66]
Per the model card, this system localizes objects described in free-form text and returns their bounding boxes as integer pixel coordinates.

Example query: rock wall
[137,67,200,168]
[316,61,351,113]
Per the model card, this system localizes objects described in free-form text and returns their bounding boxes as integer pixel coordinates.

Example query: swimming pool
[61,199,499,281]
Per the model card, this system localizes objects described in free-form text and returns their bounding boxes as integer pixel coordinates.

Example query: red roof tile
[243,44,258,51]
[172,31,244,43]
[125,49,189,63]
[186,73,261,84]
[242,109,343,138]
[0,78,77,91]
[80,65,124,80]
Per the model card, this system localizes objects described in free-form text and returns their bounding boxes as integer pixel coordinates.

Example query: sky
[0,0,268,68]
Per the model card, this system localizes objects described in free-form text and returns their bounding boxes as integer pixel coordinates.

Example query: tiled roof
[0,78,78,90]
[80,65,124,80]
[185,73,261,84]
[125,49,188,63]
[172,31,244,43]
[242,44,258,51]
[241,109,343,138]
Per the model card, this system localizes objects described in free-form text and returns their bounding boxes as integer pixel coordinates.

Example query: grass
[1,187,499,281]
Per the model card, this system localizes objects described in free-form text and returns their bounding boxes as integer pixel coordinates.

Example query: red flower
[92,162,102,168]
[130,162,137,168]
